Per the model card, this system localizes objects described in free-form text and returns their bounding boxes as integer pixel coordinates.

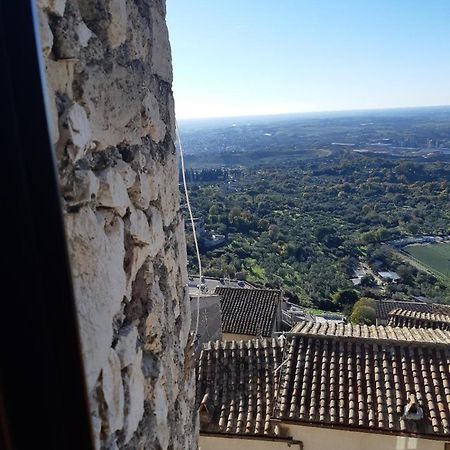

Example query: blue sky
[167,0,450,119]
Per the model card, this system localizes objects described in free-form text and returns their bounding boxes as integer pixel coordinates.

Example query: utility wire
[176,122,202,340]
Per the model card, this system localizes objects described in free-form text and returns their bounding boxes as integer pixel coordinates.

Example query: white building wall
[199,425,449,450]
[287,424,447,450]
[199,435,300,449]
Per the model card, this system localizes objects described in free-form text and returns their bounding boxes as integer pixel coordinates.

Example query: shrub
[350,298,376,325]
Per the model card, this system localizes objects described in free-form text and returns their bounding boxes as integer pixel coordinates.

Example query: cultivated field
[404,243,450,280]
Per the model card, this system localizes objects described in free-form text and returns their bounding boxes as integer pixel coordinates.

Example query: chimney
[199,394,212,428]
[403,394,424,421]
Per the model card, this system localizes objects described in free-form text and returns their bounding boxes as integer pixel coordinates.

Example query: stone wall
[37,0,197,448]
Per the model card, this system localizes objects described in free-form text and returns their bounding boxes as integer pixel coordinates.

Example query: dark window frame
[0,2,94,449]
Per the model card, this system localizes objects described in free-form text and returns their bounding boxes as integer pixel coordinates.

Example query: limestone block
[60,102,92,163]
[159,350,178,403]
[128,21,150,61]
[143,160,162,203]
[128,206,151,245]
[37,0,50,9]
[128,172,151,210]
[77,21,93,47]
[126,0,150,61]
[162,243,178,278]
[125,245,150,298]
[124,350,145,443]
[107,0,128,49]
[115,160,136,189]
[167,93,176,139]
[49,0,67,16]
[67,169,99,206]
[38,9,53,57]
[102,348,124,433]
[114,325,138,369]
[37,0,66,16]
[97,168,131,216]
[173,294,180,320]
[144,281,165,354]
[179,294,191,351]
[109,441,119,450]
[81,64,142,150]
[45,58,77,98]
[130,151,147,172]
[142,92,166,143]
[150,6,172,82]
[65,207,126,391]
[153,382,170,450]
[147,206,165,258]
[159,173,179,227]
[52,2,81,59]
[175,219,188,286]
[91,411,102,450]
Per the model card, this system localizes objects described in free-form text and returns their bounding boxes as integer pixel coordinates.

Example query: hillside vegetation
[185,153,450,311]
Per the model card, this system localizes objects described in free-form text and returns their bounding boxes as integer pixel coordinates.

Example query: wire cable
[176,121,202,340]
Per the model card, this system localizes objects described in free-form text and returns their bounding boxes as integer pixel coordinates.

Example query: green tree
[351,306,376,324]
[360,274,376,287]
[268,224,279,240]
[258,218,270,231]
[332,289,359,308]
[350,297,376,325]
[229,207,241,221]
[209,205,219,216]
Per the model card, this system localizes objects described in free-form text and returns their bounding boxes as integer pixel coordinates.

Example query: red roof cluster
[197,322,450,439]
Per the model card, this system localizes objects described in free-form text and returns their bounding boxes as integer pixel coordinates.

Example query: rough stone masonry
[36,0,197,448]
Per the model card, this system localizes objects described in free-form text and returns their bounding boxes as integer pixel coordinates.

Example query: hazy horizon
[177,104,450,124]
[167,1,450,120]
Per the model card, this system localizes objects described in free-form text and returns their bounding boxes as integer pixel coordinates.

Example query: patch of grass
[405,243,450,280]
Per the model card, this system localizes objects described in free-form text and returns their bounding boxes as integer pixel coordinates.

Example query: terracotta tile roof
[434,303,450,316]
[290,321,450,345]
[376,300,432,322]
[215,287,281,336]
[196,326,450,439]
[197,338,283,436]
[388,308,450,331]
[275,325,450,438]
